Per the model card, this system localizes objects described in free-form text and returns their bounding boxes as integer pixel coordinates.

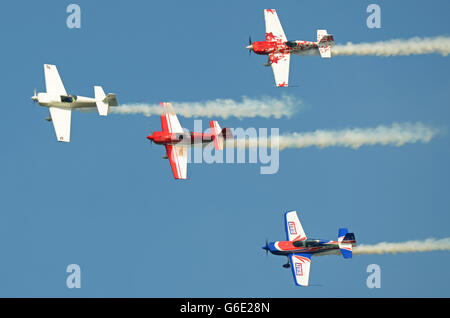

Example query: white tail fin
[94,86,108,116]
[317,29,334,58]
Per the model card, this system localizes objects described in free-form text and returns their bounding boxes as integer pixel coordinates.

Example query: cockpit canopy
[60,95,77,103]
[292,239,321,248]
[285,41,297,48]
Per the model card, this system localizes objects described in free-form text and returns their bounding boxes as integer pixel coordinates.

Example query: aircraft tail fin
[105,93,118,106]
[210,122,233,150]
[220,128,234,139]
[338,228,355,259]
[317,30,334,58]
[94,86,109,116]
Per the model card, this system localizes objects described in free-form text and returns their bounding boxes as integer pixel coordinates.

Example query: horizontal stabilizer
[317,30,334,58]
[338,228,348,239]
[339,243,353,258]
[338,228,353,258]
[210,121,224,150]
[95,86,108,116]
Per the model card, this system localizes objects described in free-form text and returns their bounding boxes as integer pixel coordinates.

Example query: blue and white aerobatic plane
[263,210,356,286]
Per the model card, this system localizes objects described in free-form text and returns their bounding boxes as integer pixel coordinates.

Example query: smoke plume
[228,122,439,150]
[332,36,450,57]
[110,95,300,119]
[354,238,450,255]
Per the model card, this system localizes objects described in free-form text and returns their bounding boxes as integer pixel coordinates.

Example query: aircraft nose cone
[246,45,253,50]
[31,96,37,101]
[262,245,269,251]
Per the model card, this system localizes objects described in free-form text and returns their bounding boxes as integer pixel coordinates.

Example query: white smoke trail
[110,95,301,119]
[354,238,450,255]
[228,122,439,150]
[332,36,450,57]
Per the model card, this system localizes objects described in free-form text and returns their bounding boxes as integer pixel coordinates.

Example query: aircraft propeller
[31,88,38,104]
[263,239,270,257]
[247,36,253,55]
[148,128,154,145]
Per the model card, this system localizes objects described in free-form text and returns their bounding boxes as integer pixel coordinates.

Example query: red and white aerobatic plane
[146,103,233,180]
[247,9,335,87]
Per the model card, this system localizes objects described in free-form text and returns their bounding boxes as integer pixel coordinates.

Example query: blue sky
[0,0,449,297]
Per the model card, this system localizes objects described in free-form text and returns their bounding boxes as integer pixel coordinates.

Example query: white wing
[264,9,287,42]
[44,64,67,95]
[284,210,307,241]
[270,52,290,87]
[49,107,72,142]
[289,253,311,287]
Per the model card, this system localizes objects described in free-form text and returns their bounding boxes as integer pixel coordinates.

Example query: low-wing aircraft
[31,64,118,142]
[146,102,233,180]
[247,9,335,87]
[263,210,356,286]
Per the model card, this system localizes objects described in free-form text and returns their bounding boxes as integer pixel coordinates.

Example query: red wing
[165,145,188,180]
[161,114,170,133]
[160,102,183,133]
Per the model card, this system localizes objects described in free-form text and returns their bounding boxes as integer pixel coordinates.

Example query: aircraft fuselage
[33,92,97,109]
[147,131,215,147]
[266,238,357,256]
[251,40,319,56]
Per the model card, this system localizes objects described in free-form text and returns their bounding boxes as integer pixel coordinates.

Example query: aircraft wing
[270,52,290,87]
[49,107,72,142]
[285,210,307,242]
[165,144,188,180]
[289,253,311,287]
[44,64,67,95]
[264,9,287,42]
[160,102,183,133]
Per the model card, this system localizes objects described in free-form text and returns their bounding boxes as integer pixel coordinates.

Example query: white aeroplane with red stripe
[146,103,233,180]
[263,210,356,286]
[31,64,118,142]
[247,9,334,87]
